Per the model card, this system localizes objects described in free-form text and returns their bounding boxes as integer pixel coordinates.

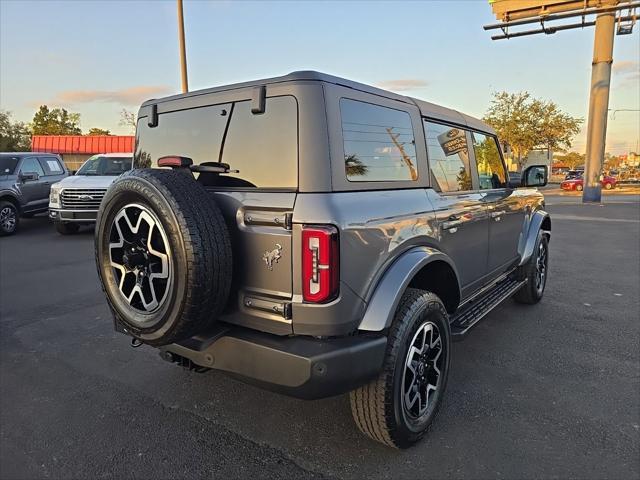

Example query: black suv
[0,152,69,235]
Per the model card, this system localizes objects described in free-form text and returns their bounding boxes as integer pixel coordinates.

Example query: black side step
[450,277,526,340]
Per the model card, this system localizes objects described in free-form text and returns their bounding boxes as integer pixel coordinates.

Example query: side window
[471,132,507,189]
[39,157,64,176]
[219,96,298,188]
[340,98,417,182]
[20,157,45,177]
[135,103,232,169]
[424,120,472,192]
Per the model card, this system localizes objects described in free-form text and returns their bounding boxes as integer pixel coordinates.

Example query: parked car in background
[560,174,617,191]
[0,152,69,236]
[49,153,132,234]
[564,169,584,180]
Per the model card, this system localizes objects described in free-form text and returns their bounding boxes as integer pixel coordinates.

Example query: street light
[177,0,189,93]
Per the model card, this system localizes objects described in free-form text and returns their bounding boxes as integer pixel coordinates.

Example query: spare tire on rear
[95,168,232,346]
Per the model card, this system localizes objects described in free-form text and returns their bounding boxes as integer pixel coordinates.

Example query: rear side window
[20,157,45,177]
[471,131,507,189]
[135,96,298,189]
[424,120,472,192]
[340,98,418,182]
[39,157,64,176]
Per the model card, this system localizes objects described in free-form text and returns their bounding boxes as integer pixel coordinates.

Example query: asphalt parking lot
[1,195,639,480]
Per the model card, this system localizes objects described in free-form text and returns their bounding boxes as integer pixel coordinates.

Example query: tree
[31,105,82,135]
[344,154,369,177]
[0,110,32,151]
[119,109,137,134]
[87,127,112,136]
[533,100,582,160]
[555,151,584,169]
[483,91,582,169]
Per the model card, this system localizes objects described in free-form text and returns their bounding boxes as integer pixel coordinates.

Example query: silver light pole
[177,0,189,93]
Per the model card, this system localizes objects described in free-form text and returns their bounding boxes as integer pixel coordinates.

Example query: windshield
[76,155,132,176]
[0,155,20,175]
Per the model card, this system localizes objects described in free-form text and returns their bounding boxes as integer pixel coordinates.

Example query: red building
[32,135,134,171]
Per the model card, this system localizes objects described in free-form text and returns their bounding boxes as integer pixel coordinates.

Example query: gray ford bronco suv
[95,71,550,448]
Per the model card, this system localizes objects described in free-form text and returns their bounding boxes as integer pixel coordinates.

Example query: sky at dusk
[1,0,638,155]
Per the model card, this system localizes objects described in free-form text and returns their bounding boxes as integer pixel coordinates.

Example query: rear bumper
[157,326,387,399]
[49,208,98,222]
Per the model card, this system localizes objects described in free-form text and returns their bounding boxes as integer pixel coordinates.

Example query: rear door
[38,156,67,194]
[135,91,298,335]
[423,120,489,298]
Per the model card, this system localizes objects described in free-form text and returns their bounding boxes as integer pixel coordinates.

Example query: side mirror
[522,165,548,187]
[20,171,39,182]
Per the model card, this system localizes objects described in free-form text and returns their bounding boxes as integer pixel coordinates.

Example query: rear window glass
[135,96,298,189]
[340,98,418,182]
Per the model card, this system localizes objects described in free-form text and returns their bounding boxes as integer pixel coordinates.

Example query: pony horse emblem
[263,243,282,271]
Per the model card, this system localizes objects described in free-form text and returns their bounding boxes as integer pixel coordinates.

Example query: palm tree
[345,154,369,177]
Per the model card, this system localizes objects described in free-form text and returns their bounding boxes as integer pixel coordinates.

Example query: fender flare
[518,210,551,266]
[0,190,21,213]
[358,247,460,332]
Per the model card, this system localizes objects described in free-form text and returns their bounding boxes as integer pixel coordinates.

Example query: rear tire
[514,230,549,304]
[576,184,583,191]
[604,182,613,190]
[95,169,232,346]
[55,222,80,235]
[0,201,19,236]
[350,289,451,448]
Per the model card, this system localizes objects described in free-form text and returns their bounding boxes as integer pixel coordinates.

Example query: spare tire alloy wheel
[95,169,232,346]
[109,203,171,314]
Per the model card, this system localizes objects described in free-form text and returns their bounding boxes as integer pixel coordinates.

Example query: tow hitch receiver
[159,350,210,373]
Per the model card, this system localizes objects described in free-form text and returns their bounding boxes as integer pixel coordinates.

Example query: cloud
[47,85,173,107]
[376,79,429,92]
[612,60,640,91]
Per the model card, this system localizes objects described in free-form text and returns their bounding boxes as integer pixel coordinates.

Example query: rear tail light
[302,225,339,303]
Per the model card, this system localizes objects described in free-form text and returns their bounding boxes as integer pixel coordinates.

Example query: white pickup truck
[49,153,132,234]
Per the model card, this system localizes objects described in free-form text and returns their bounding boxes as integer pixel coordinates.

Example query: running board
[450,277,526,340]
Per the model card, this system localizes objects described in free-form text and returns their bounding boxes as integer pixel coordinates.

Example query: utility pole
[177,0,189,93]
[583,12,615,203]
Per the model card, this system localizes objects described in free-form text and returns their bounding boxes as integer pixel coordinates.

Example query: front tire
[55,222,80,235]
[514,230,549,304]
[0,201,19,236]
[350,289,451,448]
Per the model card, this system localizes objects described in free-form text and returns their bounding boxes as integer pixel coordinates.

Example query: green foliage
[483,91,583,168]
[345,154,369,177]
[0,110,32,151]
[87,127,112,136]
[555,151,585,169]
[31,105,82,135]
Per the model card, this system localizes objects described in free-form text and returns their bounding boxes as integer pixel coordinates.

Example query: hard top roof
[0,152,59,157]
[141,70,495,135]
